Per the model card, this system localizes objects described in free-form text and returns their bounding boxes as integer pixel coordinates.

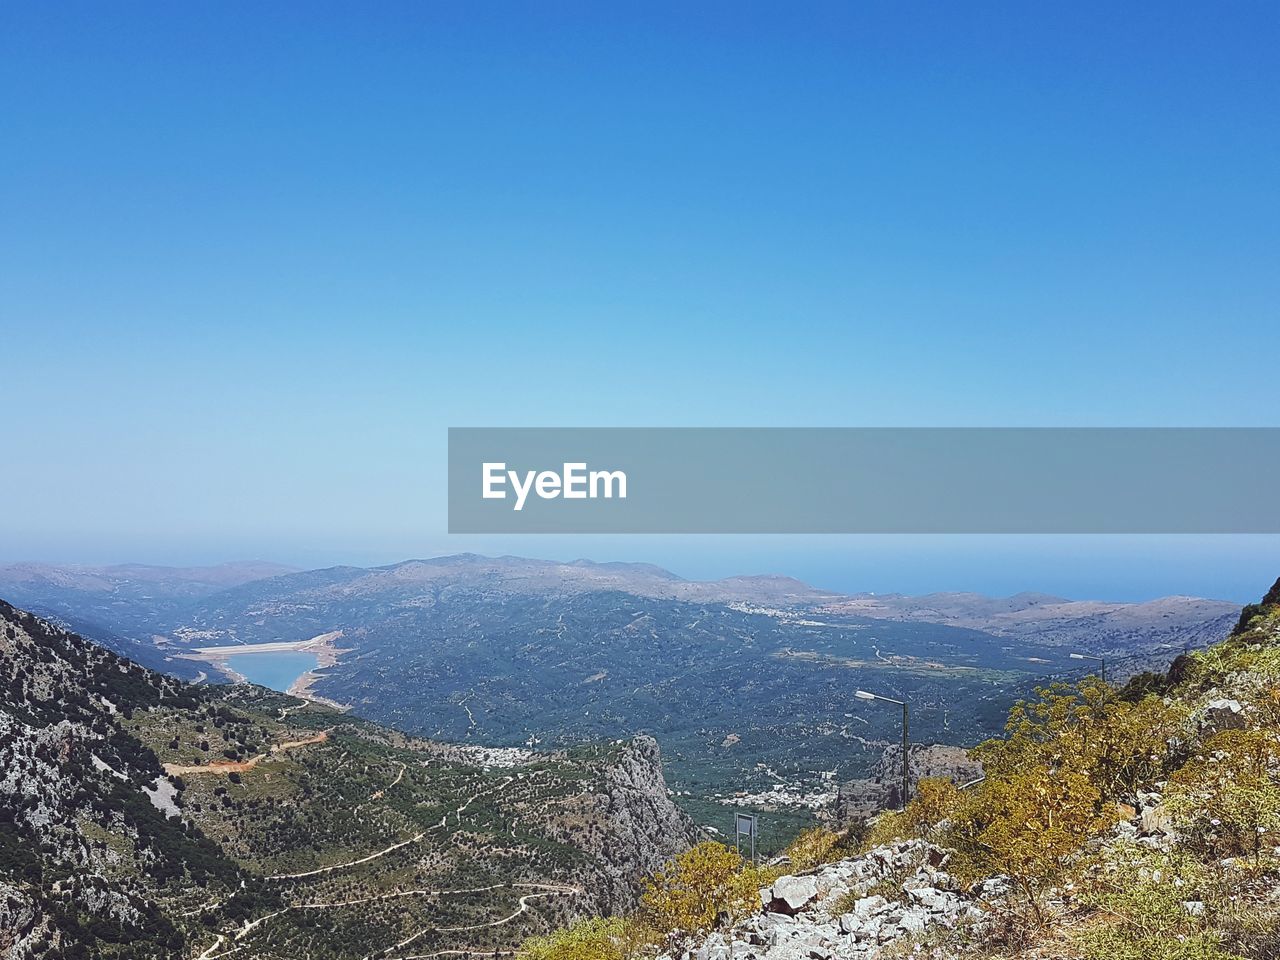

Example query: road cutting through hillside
[200,765,566,959]
[265,774,518,880]
[368,883,583,960]
[163,730,329,776]
[196,881,581,960]
[229,884,532,943]
[369,761,407,800]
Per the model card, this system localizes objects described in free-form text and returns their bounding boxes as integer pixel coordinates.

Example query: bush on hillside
[951,762,1114,918]
[640,841,763,938]
[978,678,1184,805]
[863,777,964,850]
[1166,727,1280,866]
[1076,844,1236,960]
[517,916,654,960]
[783,826,849,872]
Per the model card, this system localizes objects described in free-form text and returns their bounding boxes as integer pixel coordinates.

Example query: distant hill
[0,553,1237,649]
[0,555,1241,804]
[193,553,841,606]
[0,561,300,679]
[822,590,1240,673]
[0,599,693,959]
[0,560,299,596]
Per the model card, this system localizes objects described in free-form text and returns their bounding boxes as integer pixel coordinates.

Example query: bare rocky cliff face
[571,735,698,911]
[0,600,244,959]
[0,882,51,958]
[836,744,982,823]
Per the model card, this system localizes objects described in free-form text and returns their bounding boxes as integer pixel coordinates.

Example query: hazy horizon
[4,538,1275,605]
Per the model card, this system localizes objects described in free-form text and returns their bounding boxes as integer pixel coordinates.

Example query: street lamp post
[855,690,910,810]
[1069,652,1107,684]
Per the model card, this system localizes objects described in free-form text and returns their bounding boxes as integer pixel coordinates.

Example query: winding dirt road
[164,730,328,776]
[190,757,571,960]
[366,883,582,960]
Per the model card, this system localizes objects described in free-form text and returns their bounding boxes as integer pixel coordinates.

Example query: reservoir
[227,651,318,693]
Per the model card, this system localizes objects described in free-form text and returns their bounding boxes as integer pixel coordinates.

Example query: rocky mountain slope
[659,839,998,960]
[835,744,983,822]
[0,599,694,960]
[643,576,1280,960]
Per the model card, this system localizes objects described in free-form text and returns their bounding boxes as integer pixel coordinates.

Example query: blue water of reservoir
[227,651,318,693]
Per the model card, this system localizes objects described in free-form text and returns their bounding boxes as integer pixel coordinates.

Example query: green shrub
[517,917,655,960]
[1166,728,1280,865]
[1076,845,1236,960]
[641,841,762,937]
[863,777,963,850]
[949,762,1113,919]
[783,826,848,872]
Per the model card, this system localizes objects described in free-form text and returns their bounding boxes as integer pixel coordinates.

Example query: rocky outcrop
[570,735,699,912]
[663,840,1002,959]
[1197,697,1246,733]
[767,875,820,915]
[836,744,982,823]
[0,601,234,959]
[0,599,698,956]
[0,883,54,959]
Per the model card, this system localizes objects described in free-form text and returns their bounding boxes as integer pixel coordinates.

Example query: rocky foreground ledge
[661,840,1009,960]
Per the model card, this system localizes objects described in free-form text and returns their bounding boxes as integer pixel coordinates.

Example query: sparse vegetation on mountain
[639,841,767,938]
[518,916,655,960]
[0,556,1237,809]
[545,576,1280,960]
[1077,843,1242,960]
[0,600,694,959]
[4,568,1274,960]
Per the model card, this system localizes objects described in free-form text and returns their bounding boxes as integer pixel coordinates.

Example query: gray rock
[836,743,983,822]
[1140,803,1176,837]
[897,909,929,934]
[971,874,1013,899]
[848,894,890,920]
[907,886,964,914]
[1200,698,1246,733]
[590,735,700,909]
[769,875,819,914]
[660,840,999,960]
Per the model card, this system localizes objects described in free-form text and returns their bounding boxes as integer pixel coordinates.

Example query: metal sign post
[734,812,757,866]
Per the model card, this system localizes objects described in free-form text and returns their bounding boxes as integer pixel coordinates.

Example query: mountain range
[0,598,692,959]
[0,555,1242,821]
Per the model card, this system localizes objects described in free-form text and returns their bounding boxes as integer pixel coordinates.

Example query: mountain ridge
[0,553,1241,628]
[0,555,1240,807]
[0,597,695,959]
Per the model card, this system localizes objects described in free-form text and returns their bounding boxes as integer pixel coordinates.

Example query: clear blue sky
[2,3,1277,601]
